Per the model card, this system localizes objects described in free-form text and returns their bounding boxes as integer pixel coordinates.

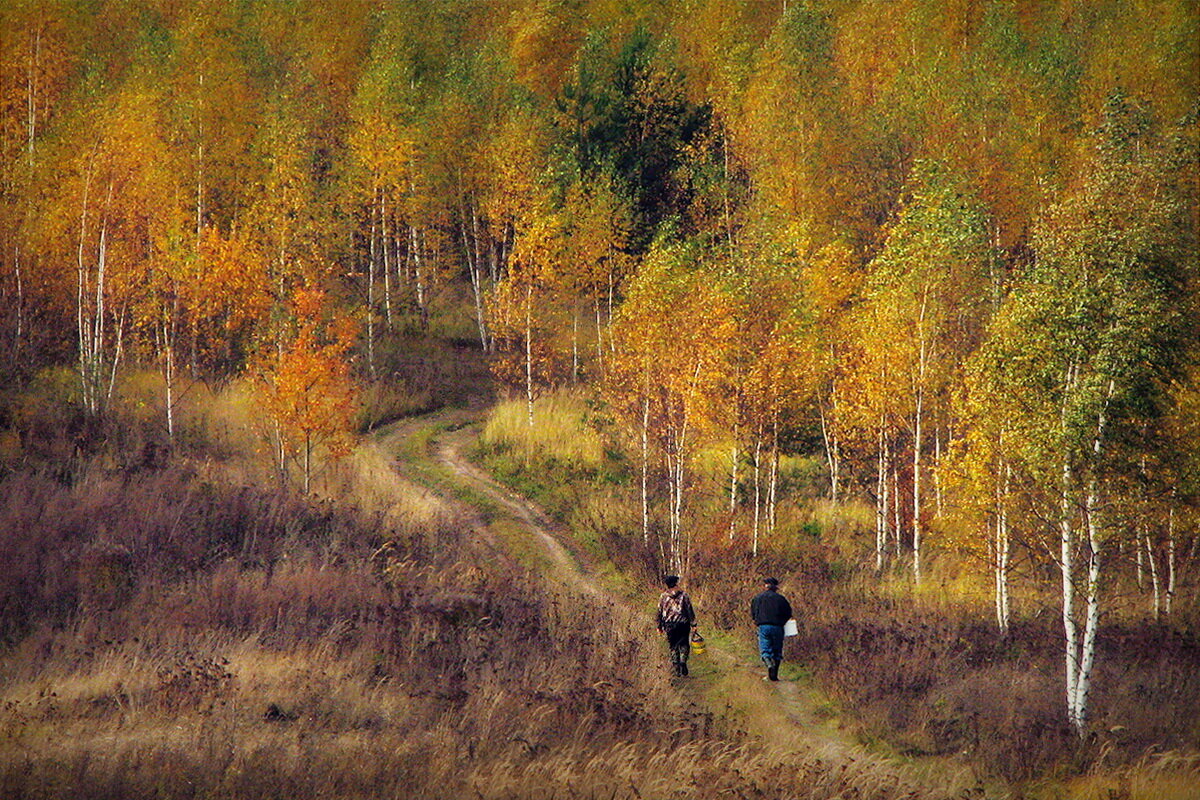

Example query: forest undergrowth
[0,366,986,800]
[476,392,1200,800]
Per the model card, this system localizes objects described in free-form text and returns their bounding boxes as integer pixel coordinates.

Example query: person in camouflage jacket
[656,575,696,677]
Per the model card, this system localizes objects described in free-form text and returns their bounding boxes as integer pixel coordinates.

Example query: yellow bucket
[690,633,706,655]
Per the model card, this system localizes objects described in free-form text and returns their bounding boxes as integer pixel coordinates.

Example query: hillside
[2,1,1199,798]
[0,378,981,800]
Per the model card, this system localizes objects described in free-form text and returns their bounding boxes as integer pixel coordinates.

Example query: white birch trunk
[105,304,124,406]
[663,383,693,573]
[768,439,779,536]
[1060,459,1080,731]
[1064,376,1112,735]
[524,281,533,428]
[472,206,489,348]
[594,295,604,377]
[367,190,377,379]
[303,433,312,495]
[273,418,286,486]
[673,402,689,570]
[641,391,650,545]
[818,401,840,503]
[163,294,177,442]
[912,291,929,584]
[1074,482,1103,733]
[728,424,738,543]
[913,373,924,584]
[165,336,174,441]
[752,434,761,557]
[13,244,23,355]
[383,192,392,328]
[1137,535,1145,589]
[665,441,680,571]
[876,421,887,572]
[1167,502,1176,616]
[892,446,902,557]
[94,215,106,394]
[679,423,689,571]
[462,203,488,350]
[77,208,110,415]
[1145,533,1161,620]
[934,421,943,518]
[994,461,1011,634]
[76,168,92,413]
[410,225,427,324]
[607,268,616,358]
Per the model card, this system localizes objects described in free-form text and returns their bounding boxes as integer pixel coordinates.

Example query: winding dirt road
[388,412,999,799]
[433,424,601,597]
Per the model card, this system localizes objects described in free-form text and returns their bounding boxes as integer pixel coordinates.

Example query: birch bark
[641,390,650,545]
[1060,457,1079,729]
[875,421,887,572]
[1167,501,1176,615]
[728,421,738,543]
[524,281,533,427]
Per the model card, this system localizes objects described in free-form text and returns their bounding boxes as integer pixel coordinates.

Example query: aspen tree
[860,160,990,583]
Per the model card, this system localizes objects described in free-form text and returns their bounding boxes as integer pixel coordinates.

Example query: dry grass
[0,376,992,799]
[481,394,606,468]
[355,380,437,432]
[1051,751,1200,800]
[473,388,1200,792]
[4,372,1196,798]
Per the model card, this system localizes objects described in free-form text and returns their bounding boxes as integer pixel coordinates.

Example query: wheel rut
[383,411,999,800]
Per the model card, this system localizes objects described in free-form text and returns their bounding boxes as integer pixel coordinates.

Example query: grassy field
[0,359,1011,799]
[475,392,1200,799]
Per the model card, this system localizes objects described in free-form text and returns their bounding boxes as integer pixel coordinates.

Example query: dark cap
[763,577,779,587]
[664,575,680,588]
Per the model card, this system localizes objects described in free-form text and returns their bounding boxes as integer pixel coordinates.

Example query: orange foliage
[255,287,359,490]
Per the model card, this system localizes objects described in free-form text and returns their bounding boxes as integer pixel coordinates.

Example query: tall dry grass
[1,375,994,799]
[481,394,607,468]
[1,457,977,800]
[474,389,1200,792]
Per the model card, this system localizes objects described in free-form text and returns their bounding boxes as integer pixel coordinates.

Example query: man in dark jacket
[656,575,696,677]
[750,576,792,681]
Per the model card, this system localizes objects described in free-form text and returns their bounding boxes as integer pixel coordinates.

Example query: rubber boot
[680,661,688,677]
[768,659,780,682]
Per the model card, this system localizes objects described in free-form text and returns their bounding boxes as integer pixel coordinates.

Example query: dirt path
[388,413,998,799]
[433,424,600,597]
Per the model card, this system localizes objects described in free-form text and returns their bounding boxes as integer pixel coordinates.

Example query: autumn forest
[1,1,1199,798]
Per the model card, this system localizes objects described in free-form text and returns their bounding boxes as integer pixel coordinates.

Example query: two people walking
[656,574,794,682]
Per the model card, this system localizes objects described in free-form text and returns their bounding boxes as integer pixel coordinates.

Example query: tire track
[387,412,1000,799]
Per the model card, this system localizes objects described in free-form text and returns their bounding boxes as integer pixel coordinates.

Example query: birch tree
[255,286,359,494]
[607,238,738,571]
[988,92,1195,735]
[860,160,991,583]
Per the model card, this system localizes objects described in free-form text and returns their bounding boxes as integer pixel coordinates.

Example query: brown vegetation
[1,389,977,800]
[478,394,1200,795]
[688,550,1200,785]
